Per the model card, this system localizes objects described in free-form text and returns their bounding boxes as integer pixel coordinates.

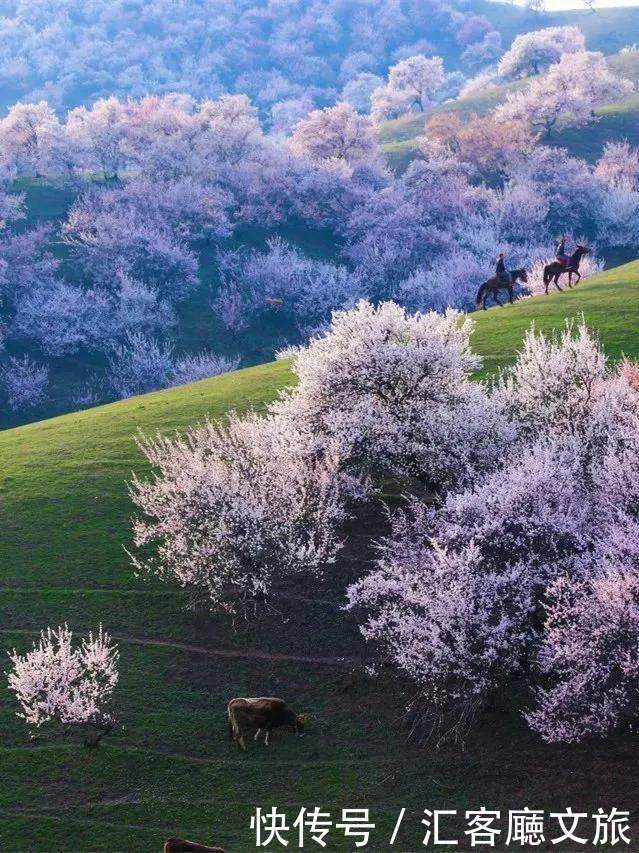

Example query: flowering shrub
[107,332,174,399]
[171,352,240,386]
[7,624,119,746]
[214,238,364,333]
[495,320,607,439]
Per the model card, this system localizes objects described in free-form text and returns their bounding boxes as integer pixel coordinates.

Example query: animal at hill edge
[543,245,591,293]
[476,268,529,310]
[227,696,306,750]
[163,838,227,852]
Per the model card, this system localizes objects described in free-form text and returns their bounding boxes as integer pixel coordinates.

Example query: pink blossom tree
[66,97,130,179]
[62,188,199,300]
[171,352,240,385]
[289,102,382,168]
[107,332,174,399]
[1,354,49,412]
[129,411,349,616]
[371,55,445,121]
[213,238,364,333]
[386,55,445,112]
[7,624,119,747]
[595,140,639,188]
[0,101,61,176]
[347,513,532,744]
[495,320,607,439]
[341,73,385,114]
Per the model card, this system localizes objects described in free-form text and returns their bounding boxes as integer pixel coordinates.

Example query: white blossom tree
[347,518,532,744]
[66,97,130,179]
[498,27,586,79]
[129,411,349,616]
[274,300,510,490]
[1,354,49,412]
[595,140,639,188]
[386,55,445,112]
[7,624,119,746]
[171,352,240,385]
[107,332,174,399]
[0,101,61,176]
[527,570,639,743]
[341,73,385,113]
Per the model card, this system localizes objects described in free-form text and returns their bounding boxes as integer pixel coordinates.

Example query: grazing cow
[163,838,227,853]
[227,697,306,749]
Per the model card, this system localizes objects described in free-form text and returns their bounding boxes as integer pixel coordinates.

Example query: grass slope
[2,262,639,851]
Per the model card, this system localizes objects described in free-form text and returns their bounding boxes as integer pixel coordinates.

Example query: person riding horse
[476,258,528,310]
[543,242,591,293]
[496,252,510,285]
[556,235,569,267]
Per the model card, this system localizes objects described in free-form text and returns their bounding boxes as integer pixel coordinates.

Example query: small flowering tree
[289,103,381,168]
[595,140,639,188]
[214,238,364,333]
[596,181,639,249]
[386,55,445,112]
[107,332,174,399]
[171,352,240,386]
[7,624,119,747]
[371,55,445,122]
[497,27,585,79]
[496,52,633,137]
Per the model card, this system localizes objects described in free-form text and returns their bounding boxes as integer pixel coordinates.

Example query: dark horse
[543,245,590,294]
[475,269,528,310]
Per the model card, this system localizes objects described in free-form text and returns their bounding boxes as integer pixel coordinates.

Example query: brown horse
[543,245,590,294]
[475,269,528,310]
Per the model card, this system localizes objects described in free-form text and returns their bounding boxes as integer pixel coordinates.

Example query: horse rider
[495,252,510,285]
[556,235,569,267]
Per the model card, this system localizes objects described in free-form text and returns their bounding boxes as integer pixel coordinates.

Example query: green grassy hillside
[2,261,639,851]
[381,52,639,173]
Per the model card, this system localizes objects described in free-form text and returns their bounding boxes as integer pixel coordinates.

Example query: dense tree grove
[0,22,635,422]
[0,0,501,117]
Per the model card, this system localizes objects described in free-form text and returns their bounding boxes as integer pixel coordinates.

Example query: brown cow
[163,838,227,853]
[227,697,306,749]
